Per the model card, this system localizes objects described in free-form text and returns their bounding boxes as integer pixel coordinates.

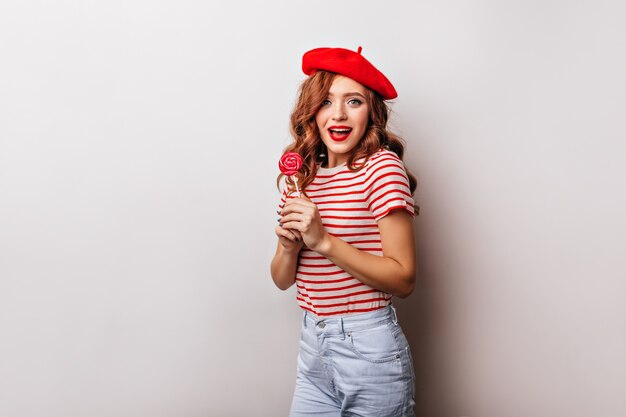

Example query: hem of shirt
[298,303,391,317]
[374,204,415,221]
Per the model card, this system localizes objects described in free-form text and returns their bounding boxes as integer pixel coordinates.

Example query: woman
[271,46,418,416]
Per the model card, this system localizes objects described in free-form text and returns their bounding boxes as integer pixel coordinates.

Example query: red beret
[302,46,398,100]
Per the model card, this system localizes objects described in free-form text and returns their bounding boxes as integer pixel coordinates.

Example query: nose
[331,102,347,120]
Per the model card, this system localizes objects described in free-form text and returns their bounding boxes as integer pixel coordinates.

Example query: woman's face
[315,75,370,168]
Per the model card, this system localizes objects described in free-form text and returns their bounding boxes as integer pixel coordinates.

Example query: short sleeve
[365,151,415,221]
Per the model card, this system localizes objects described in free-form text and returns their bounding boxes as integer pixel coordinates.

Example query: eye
[348,98,362,106]
[321,99,331,106]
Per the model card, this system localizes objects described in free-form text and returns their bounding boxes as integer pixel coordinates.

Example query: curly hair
[278,71,418,213]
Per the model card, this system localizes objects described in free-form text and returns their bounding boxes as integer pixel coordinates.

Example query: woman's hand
[271,209,304,291]
[274,222,304,254]
[279,195,330,254]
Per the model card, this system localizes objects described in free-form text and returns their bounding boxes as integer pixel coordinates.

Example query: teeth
[330,129,351,133]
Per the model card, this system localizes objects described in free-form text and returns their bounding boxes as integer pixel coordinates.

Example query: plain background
[1,1,625,416]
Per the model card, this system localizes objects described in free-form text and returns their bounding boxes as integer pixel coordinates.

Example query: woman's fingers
[280,199,315,223]
[276,222,304,244]
[281,220,304,233]
[280,198,320,228]
[280,212,306,224]
[275,225,299,242]
[281,198,315,215]
[280,211,316,234]
[280,206,315,225]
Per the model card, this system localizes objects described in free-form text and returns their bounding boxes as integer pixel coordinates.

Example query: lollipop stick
[292,175,301,197]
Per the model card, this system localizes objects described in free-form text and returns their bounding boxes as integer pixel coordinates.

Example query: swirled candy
[279,152,303,176]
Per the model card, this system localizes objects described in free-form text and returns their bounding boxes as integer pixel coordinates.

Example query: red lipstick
[328,125,352,142]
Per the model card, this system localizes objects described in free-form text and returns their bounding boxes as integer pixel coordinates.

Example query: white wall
[1,1,625,416]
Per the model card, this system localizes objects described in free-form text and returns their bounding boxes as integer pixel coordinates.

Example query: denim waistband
[302,305,398,335]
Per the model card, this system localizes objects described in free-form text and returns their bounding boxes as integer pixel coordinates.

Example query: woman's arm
[270,225,303,290]
[280,198,416,298]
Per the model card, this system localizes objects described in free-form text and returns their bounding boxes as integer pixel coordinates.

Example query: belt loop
[303,311,308,329]
[340,317,345,340]
[390,305,398,325]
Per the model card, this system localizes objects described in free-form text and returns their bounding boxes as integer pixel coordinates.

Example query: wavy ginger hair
[278,71,418,213]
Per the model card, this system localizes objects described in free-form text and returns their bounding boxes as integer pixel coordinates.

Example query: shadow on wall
[394,221,457,417]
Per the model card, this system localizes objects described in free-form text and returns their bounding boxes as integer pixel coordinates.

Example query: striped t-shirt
[279,148,415,317]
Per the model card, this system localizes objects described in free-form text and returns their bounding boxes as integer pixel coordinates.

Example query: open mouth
[328,126,352,141]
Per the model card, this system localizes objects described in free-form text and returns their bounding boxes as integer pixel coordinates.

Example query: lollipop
[279,152,303,197]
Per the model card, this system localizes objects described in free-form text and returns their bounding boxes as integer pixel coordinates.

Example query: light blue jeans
[289,305,416,416]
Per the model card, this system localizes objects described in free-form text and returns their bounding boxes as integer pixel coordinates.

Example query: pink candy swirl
[279,152,303,176]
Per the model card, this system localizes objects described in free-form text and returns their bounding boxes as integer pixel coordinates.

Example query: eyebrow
[327,91,366,99]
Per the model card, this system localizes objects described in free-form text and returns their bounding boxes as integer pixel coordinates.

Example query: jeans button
[317,322,326,329]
